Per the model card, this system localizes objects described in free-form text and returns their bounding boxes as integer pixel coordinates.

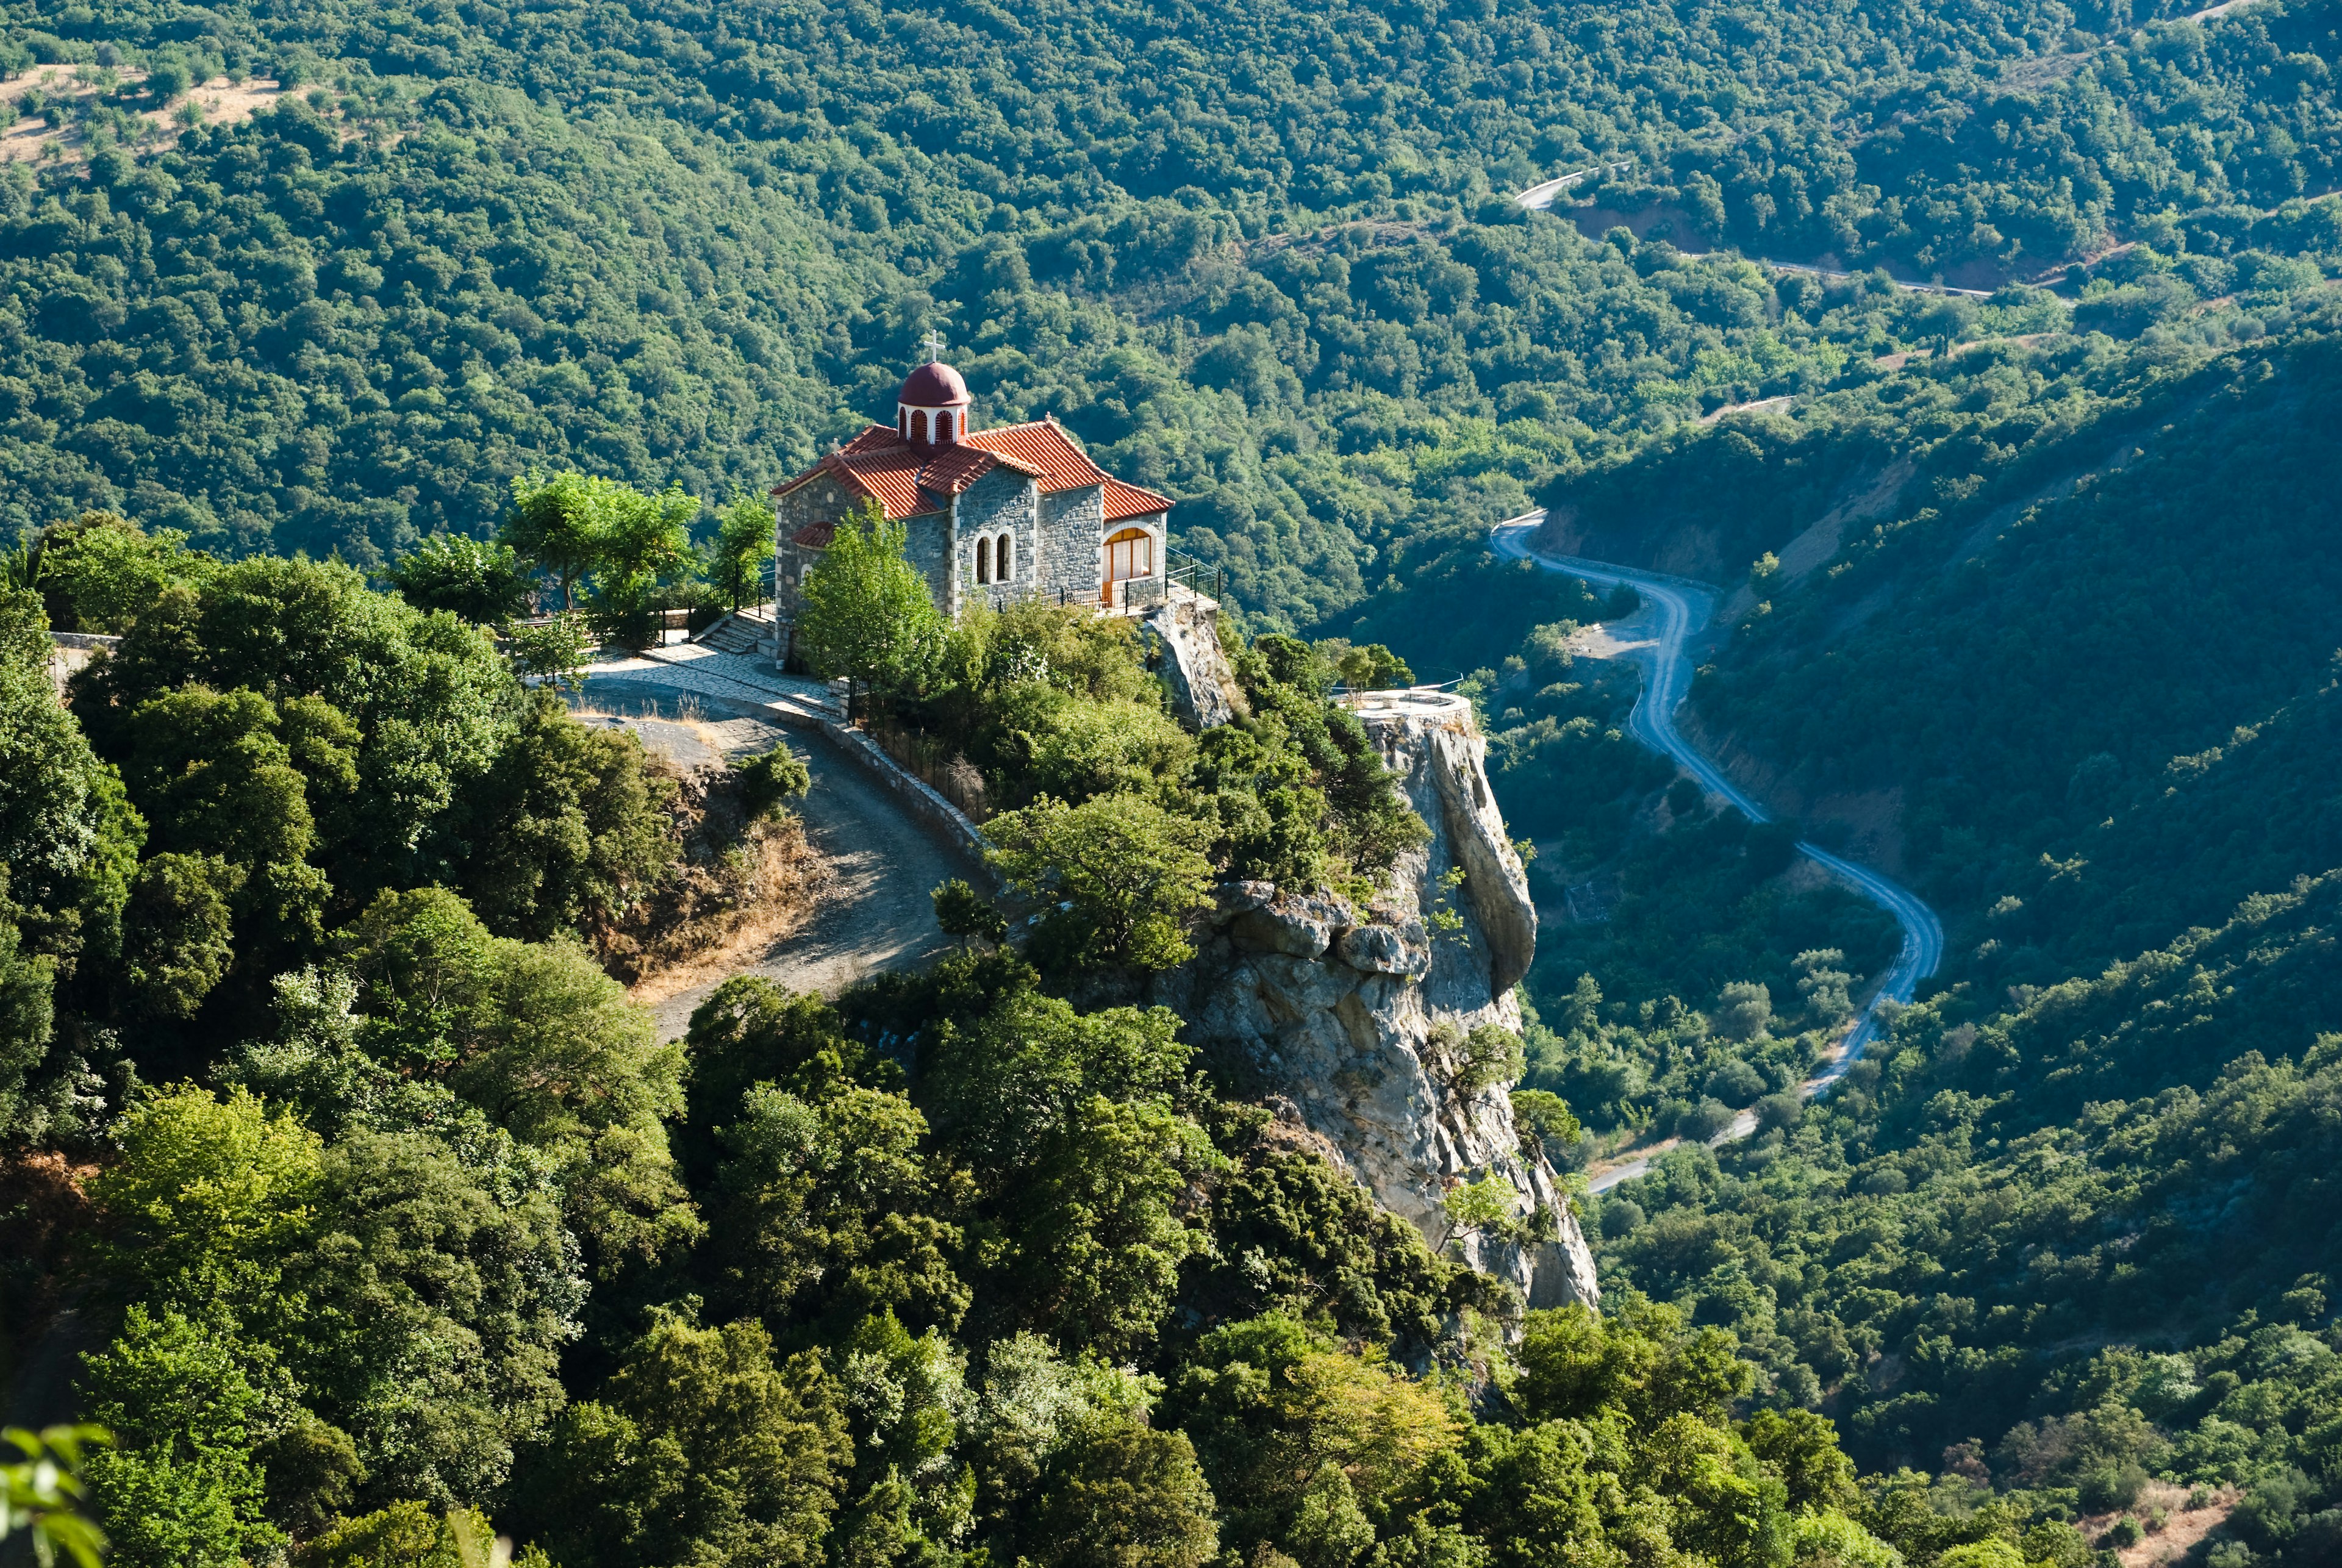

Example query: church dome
[898,360,971,407]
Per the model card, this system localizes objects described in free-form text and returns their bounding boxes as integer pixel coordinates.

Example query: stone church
[768,357,1173,664]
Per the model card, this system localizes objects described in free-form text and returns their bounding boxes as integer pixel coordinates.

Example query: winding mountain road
[1491,516,1945,1190]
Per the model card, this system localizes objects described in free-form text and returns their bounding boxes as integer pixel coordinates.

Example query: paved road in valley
[1491,516,1946,1190]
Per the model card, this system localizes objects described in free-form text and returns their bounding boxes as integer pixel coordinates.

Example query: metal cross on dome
[923,328,946,363]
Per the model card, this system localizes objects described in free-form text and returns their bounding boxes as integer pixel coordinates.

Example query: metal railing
[1165,546,1222,602]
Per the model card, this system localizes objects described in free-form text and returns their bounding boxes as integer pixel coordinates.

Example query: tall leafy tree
[500,473,608,614]
[794,503,945,715]
[711,493,778,614]
[385,535,535,625]
[587,482,698,651]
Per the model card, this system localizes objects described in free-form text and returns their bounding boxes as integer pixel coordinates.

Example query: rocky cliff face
[1152,689,1600,1316]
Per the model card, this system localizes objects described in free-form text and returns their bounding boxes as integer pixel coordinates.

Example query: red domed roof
[898,360,971,406]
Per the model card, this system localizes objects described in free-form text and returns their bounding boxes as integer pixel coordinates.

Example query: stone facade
[1036,485,1106,604]
[952,466,1037,609]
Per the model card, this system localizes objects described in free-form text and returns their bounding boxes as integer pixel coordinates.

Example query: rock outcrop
[1153,689,1599,1316]
[1142,595,1240,729]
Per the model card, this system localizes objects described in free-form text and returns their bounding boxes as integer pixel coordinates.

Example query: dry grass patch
[598,753,833,999]
[2079,1481,2238,1567]
[0,65,299,163]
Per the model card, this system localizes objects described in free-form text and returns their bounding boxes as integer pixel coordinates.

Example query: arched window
[1103,528,1154,603]
[975,535,991,585]
[936,411,954,442]
[911,409,929,443]
[995,532,1014,581]
[898,408,908,436]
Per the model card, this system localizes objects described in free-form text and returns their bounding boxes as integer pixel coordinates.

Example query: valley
[1492,517,1944,1189]
[0,0,2340,1563]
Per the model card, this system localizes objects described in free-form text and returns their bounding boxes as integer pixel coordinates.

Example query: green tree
[0,892,57,1138]
[734,743,811,822]
[90,1084,323,1314]
[518,1314,848,1568]
[118,853,237,1021]
[0,582,141,979]
[795,503,944,715]
[385,535,535,625]
[1331,642,1414,692]
[501,472,607,614]
[34,512,211,635]
[452,690,679,943]
[826,1310,975,1561]
[299,1502,505,1568]
[347,886,698,1270]
[917,963,1219,1351]
[1026,1417,1220,1568]
[1713,981,1772,1043]
[1167,1315,1458,1552]
[714,1084,968,1336]
[711,492,777,613]
[932,877,1008,945]
[284,1128,584,1508]
[76,554,511,892]
[586,482,698,651]
[504,610,593,696]
[118,686,340,970]
[679,978,900,1184]
[81,1307,281,1568]
[983,794,1213,971]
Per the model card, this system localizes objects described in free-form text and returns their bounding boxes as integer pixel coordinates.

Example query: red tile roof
[773,417,1170,531]
[790,521,836,548]
[773,441,939,520]
[1103,477,1174,522]
[961,418,1115,492]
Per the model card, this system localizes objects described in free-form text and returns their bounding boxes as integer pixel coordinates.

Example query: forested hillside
[3,0,2342,1564]
[1549,298,2342,990]
[0,0,2337,628]
[2,529,1997,1568]
[1516,256,2342,1568]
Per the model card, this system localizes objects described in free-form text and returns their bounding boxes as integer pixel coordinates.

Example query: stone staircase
[692,603,776,656]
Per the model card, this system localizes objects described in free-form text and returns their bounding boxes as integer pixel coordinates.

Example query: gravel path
[574,678,981,1040]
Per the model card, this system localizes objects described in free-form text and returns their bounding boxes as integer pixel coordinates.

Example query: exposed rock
[1154,689,1595,1318]
[1144,594,1241,729]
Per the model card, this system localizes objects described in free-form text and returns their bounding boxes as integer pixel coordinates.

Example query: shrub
[1675,1097,1735,1142]
[736,743,812,821]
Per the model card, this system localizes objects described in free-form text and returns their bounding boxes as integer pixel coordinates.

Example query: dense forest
[0,0,2335,630]
[2,0,2341,1563]
[2,521,1996,1568]
[1506,249,2342,1568]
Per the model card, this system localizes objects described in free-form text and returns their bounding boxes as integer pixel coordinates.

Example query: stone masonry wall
[1038,484,1105,604]
[952,467,1037,609]
[903,512,953,616]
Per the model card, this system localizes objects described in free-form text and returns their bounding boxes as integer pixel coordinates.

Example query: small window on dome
[898,408,908,436]
[912,410,929,443]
